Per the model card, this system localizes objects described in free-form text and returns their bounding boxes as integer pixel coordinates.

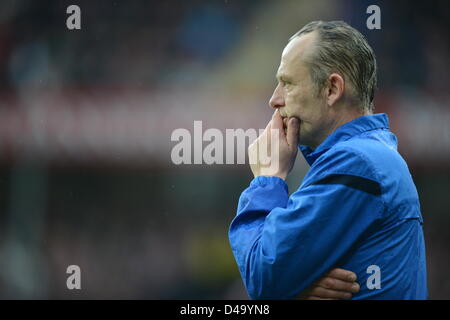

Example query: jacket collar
[300,113,390,166]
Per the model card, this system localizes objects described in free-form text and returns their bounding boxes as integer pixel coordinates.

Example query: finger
[286,117,299,148]
[258,120,271,141]
[306,296,334,300]
[258,121,272,159]
[317,277,360,293]
[264,119,272,131]
[271,110,284,137]
[258,119,271,139]
[309,286,352,300]
[265,121,272,145]
[326,268,358,282]
[283,117,289,128]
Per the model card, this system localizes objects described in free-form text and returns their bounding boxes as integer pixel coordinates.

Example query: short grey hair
[290,21,377,112]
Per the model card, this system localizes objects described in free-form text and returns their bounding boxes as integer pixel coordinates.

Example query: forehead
[277,32,316,77]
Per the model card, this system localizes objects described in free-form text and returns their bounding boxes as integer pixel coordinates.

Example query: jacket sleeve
[228,148,385,299]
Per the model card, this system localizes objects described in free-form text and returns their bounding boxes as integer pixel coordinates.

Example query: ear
[326,73,345,107]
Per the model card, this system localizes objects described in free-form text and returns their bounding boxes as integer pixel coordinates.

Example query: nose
[269,84,285,110]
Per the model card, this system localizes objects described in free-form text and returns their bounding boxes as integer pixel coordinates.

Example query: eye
[277,76,291,87]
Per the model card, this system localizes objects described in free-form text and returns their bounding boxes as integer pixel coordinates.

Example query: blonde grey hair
[290,20,377,112]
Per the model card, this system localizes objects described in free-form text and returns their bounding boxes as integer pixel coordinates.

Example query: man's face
[269,32,331,148]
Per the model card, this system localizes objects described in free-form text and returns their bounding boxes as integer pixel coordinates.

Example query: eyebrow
[276,73,292,82]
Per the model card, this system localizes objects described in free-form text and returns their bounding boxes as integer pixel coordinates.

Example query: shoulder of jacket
[309,142,381,184]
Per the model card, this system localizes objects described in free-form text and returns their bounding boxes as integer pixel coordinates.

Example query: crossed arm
[299,268,360,300]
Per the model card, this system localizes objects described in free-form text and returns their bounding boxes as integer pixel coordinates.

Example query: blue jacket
[229,113,427,299]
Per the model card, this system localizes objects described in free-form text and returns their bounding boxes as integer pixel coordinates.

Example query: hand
[248,110,300,179]
[297,268,360,300]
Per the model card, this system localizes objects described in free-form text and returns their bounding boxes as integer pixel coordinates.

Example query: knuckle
[318,288,333,298]
[346,282,354,291]
[323,278,335,289]
[310,287,320,296]
[340,291,352,299]
[317,287,339,299]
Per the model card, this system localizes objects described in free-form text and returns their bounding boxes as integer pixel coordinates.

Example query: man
[228,21,427,299]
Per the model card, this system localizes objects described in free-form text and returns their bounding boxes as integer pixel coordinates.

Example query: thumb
[286,117,299,148]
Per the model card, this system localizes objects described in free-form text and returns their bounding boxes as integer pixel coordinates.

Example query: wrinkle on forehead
[281,31,317,70]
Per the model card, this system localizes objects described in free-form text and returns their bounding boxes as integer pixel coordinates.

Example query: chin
[298,131,313,147]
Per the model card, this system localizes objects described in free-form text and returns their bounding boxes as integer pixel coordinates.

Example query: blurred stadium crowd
[0,0,449,298]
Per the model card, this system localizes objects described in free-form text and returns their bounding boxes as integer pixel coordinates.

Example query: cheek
[286,88,317,120]
[285,91,304,112]
[294,95,313,118]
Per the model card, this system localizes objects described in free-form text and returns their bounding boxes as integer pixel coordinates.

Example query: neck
[334,108,367,130]
[311,107,370,149]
